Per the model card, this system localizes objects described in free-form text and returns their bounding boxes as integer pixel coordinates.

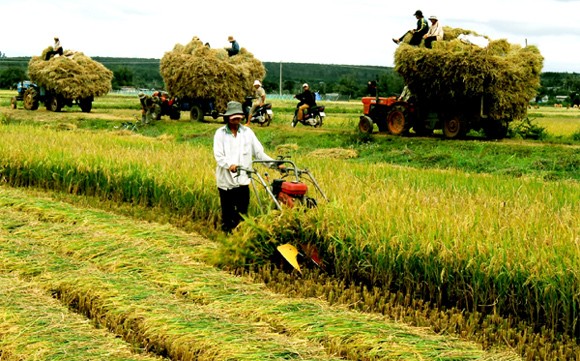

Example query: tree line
[1,57,579,103]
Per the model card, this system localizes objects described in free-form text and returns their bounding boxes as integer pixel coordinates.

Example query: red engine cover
[281,181,307,196]
[361,96,398,115]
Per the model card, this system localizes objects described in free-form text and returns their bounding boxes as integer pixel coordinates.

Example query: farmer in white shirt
[423,16,444,49]
[213,101,275,233]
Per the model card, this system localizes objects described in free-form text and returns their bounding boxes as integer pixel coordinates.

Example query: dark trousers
[45,47,63,60]
[409,32,424,46]
[424,36,437,49]
[218,185,250,233]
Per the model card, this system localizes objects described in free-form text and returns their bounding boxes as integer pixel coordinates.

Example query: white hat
[302,83,309,88]
[253,80,261,86]
[428,15,438,21]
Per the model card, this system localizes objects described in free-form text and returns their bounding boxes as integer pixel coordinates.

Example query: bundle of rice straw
[160,37,266,112]
[394,27,543,121]
[28,48,113,99]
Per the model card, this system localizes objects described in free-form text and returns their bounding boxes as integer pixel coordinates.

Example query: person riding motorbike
[295,83,316,123]
[247,80,266,125]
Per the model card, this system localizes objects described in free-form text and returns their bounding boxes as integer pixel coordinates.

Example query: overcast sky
[2,0,580,73]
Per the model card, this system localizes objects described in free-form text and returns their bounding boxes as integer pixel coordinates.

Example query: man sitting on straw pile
[45,37,63,60]
[225,35,240,57]
[423,16,444,49]
[393,10,429,46]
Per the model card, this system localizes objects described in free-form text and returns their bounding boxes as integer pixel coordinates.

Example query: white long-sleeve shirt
[425,21,444,41]
[213,124,273,190]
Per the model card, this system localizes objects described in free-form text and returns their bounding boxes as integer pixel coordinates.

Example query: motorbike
[291,104,326,128]
[243,96,273,126]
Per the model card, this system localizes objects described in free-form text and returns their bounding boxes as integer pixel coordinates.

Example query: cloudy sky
[2,0,580,72]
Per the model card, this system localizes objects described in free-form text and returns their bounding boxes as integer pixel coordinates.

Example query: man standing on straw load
[423,16,444,49]
[225,35,240,57]
[393,10,429,46]
[45,37,63,60]
[213,101,275,233]
[247,80,266,125]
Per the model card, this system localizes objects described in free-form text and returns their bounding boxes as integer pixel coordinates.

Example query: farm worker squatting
[213,101,276,233]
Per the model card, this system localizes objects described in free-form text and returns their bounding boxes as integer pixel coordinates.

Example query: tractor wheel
[23,88,39,111]
[190,104,204,122]
[10,97,17,109]
[386,106,408,135]
[442,115,466,139]
[46,95,62,112]
[79,98,93,113]
[358,116,374,134]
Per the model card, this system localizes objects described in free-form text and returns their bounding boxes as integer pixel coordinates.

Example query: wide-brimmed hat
[413,10,423,16]
[302,83,309,88]
[223,101,244,117]
[228,35,235,42]
[253,80,261,86]
[428,15,438,21]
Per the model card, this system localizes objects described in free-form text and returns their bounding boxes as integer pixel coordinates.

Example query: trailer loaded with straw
[160,37,265,122]
[19,48,113,113]
[359,28,543,139]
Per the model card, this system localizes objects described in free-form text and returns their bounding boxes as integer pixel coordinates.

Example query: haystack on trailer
[160,37,265,122]
[394,28,543,139]
[25,48,113,113]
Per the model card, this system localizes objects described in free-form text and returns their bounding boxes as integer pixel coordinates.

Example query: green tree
[112,66,134,90]
[0,67,26,89]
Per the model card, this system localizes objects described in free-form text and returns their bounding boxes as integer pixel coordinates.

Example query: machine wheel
[262,113,272,126]
[313,114,323,127]
[46,95,62,112]
[23,88,39,111]
[10,97,17,109]
[189,104,204,122]
[79,98,93,113]
[386,107,408,135]
[358,116,373,134]
[442,115,466,139]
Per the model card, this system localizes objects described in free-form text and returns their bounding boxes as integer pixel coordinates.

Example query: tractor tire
[10,97,17,109]
[46,95,62,112]
[23,88,39,111]
[190,104,204,122]
[358,116,373,134]
[442,115,466,139]
[386,106,408,135]
[79,98,93,113]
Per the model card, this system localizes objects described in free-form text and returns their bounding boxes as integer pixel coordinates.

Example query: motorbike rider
[295,83,316,123]
[247,80,266,125]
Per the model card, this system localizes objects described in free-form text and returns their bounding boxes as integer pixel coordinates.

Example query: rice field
[0,91,579,360]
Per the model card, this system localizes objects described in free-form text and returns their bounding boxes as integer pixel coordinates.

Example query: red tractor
[358,95,418,136]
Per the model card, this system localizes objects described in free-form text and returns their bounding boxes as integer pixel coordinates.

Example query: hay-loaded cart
[359,32,543,139]
[160,37,266,122]
[16,49,113,113]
